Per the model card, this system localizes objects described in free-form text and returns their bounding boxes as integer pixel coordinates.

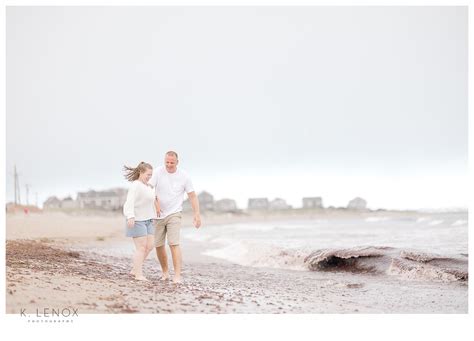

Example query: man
[149,151,201,283]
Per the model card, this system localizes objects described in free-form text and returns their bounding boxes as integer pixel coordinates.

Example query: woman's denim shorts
[125,219,155,238]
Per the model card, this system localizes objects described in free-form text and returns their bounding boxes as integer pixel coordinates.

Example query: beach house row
[248,196,367,211]
[183,191,239,213]
[43,188,367,212]
[43,188,127,211]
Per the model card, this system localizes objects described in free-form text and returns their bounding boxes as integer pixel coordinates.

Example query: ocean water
[182,212,468,281]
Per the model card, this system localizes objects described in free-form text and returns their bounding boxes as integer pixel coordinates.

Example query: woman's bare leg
[144,235,154,259]
[131,236,148,280]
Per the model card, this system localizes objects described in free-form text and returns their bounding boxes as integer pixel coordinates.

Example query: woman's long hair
[123,162,152,182]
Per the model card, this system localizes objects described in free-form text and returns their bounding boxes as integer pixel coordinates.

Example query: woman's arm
[123,182,137,227]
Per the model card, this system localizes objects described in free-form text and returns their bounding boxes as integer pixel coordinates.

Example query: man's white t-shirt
[148,166,194,219]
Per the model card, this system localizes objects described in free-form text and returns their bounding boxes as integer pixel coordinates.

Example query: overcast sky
[6,6,467,210]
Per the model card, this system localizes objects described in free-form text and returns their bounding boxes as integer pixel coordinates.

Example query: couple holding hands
[122,151,201,283]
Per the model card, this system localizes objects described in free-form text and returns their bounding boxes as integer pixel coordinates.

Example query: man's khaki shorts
[154,212,182,247]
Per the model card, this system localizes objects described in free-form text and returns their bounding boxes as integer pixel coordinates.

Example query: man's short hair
[166,151,178,159]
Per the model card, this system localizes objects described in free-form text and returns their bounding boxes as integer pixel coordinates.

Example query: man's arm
[154,197,161,218]
[187,191,201,228]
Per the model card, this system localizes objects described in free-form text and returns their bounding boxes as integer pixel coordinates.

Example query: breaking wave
[304,247,467,282]
[204,243,468,282]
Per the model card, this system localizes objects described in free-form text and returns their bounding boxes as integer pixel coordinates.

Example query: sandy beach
[5,211,468,314]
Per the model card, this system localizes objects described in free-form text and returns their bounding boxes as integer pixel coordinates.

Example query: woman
[123,162,160,281]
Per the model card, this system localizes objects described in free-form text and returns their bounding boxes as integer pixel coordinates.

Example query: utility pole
[25,184,30,206]
[14,165,21,205]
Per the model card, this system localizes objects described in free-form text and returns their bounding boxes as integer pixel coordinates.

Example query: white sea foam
[203,241,307,271]
[203,241,249,264]
[181,232,213,242]
[365,217,390,222]
[416,217,431,223]
[227,223,277,232]
[274,220,326,229]
[451,220,467,226]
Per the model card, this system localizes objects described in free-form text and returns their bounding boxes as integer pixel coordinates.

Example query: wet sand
[5,213,468,314]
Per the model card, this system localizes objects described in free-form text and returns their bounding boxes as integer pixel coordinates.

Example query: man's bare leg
[155,246,170,280]
[169,245,182,283]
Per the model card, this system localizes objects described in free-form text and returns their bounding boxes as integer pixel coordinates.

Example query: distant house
[198,191,214,211]
[347,197,367,210]
[248,198,269,210]
[61,196,76,209]
[269,198,290,210]
[302,197,323,209]
[215,199,238,213]
[43,196,76,210]
[43,196,62,210]
[76,190,122,210]
[109,187,128,207]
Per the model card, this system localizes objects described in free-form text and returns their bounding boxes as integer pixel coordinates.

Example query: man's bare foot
[134,275,149,281]
[160,272,170,281]
[172,275,182,284]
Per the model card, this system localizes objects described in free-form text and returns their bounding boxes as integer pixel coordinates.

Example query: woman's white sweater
[123,180,157,220]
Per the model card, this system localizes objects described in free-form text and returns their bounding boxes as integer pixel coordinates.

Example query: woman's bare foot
[172,275,182,284]
[160,272,170,281]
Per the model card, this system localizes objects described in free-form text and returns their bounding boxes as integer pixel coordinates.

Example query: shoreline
[6,238,468,314]
[6,209,465,241]
[5,212,468,314]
